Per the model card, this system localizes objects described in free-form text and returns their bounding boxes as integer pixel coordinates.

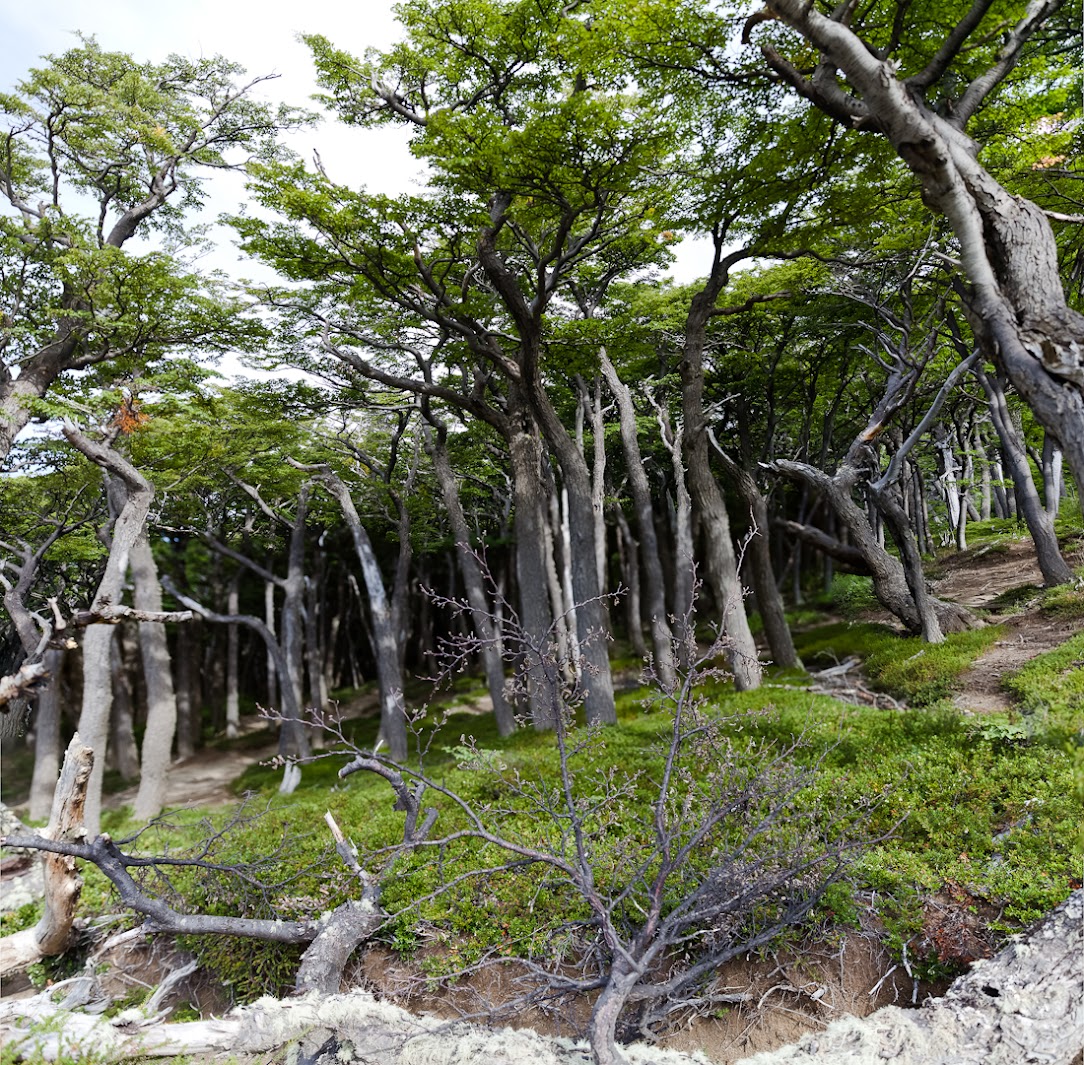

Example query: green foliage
[1001,632,1084,741]
[825,574,877,617]
[795,622,1002,705]
[0,900,41,935]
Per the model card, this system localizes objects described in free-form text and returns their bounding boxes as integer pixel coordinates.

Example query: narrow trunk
[173,624,195,761]
[1042,432,1064,519]
[225,573,240,739]
[977,368,1073,585]
[613,506,648,660]
[108,631,139,782]
[599,349,677,688]
[264,581,278,710]
[319,474,408,761]
[710,440,801,670]
[424,421,515,735]
[28,649,64,822]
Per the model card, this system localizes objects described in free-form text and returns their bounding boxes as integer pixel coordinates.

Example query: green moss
[1002,632,1084,741]
[794,621,1002,705]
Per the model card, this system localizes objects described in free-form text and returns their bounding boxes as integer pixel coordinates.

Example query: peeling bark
[0,735,92,979]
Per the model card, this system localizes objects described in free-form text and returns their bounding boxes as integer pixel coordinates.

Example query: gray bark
[63,424,155,838]
[130,533,178,821]
[108,631,140,781]
[598,349,677,688]
[423,419,515,736]
[508,417,560,728]
[976,368,1073,585]
[759,0,1084,490]
[28,649,64,822]
[709,436,801,669]
[1042,432,1064,519]
[316,471,408,761]
[612,506,648,660]
[0,735,93,979]
[680,282,762,690]
[225,573,240,738]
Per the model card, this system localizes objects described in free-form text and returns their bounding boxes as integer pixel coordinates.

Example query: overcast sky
[1,0,707,286]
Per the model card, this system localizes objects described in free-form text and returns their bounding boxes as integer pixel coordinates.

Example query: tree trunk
[0,735,92,979]
[173,624,195,762]
[1042,432,1064,519]
[508,416,560,729]
[225,573,240,739]
[761,0,1084,490]
[108,631,140,781]
[63,425,155,838]
[709,439,801,670]
[599,348,677,688]
[318,473,408,761]
[264,580,279,710]
[130,534,179,822]
[612,506,648,660]
[977,368,1073,586]
[773,459,975,635]
[681,290,762,690]
[28,649,64,823]
[424,420,515,736]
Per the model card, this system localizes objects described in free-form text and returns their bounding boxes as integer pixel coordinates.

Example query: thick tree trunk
[976,368,1073,586]
[63,425,155,838]
[508,417,560,729]
[761,0,1084,490]
[599,348,677,688]
[424,420,515,736]
[130,534,178,822]
[681,291,762,690]
[0,735,92,978]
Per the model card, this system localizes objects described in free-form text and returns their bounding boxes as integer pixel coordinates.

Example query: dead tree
[0,735,93,979]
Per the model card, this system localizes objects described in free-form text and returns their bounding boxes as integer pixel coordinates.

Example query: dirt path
[928,537,1083,714]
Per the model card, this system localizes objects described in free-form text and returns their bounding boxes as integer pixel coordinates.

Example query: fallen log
[736,888,1084,1065]
[0,986,706,1064]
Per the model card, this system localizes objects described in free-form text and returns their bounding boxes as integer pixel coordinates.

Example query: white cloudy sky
[1,0,707,285]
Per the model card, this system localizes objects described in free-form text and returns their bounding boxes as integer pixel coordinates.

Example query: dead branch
[0,735,93,978]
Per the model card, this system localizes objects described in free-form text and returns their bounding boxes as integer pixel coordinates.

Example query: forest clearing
[1,0,1083,1060]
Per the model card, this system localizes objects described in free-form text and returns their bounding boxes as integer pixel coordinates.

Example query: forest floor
[1,532,1081,1064]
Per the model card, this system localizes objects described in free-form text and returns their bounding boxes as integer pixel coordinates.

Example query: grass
[34,645,1073,1003]
[792,621,1002,705]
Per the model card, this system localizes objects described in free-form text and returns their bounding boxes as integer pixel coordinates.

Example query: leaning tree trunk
[681,290,762,690]
[63,425,155,838]
[599,348,677,689]
[761,0,1084,490]
[424,419,515,736]
[130,533,178,822]
[317,473,408,761]
[0,735,92,979]
[773,459,975,635]
[976,367,1073,586]
[709,439,802,669]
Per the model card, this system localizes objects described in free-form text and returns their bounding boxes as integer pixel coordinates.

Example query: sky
[0,0,708,294]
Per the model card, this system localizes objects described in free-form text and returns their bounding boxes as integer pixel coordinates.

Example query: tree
[0,38,301,461]
[742,0,1084,486]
